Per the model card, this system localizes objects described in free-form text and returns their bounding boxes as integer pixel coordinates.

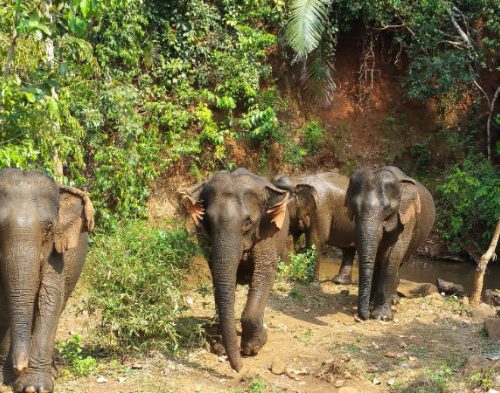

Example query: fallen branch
[448,7,473,49]
[470,219,500,305]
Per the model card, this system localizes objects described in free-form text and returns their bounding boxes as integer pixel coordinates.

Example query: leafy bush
[57,334,98,377]
[85,222,198,353]
[278,246,317,283]
[301,120,325,155]
[437,156,500,254]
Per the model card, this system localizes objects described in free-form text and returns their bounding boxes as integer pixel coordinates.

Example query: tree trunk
[470,219,500,305]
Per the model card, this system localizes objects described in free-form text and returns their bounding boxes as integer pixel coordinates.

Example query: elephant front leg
[332,247,355,285]
[0,324,15,386]
[371,248,407,321]
[15,266,65,393]
[240,252,277,356]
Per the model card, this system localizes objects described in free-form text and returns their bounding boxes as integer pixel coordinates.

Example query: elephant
[181,168,289,371]
[0,169,94,392]
[272,172,356,282]
[345,166,435,321]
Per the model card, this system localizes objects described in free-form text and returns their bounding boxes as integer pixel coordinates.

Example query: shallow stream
[319,255,500,293]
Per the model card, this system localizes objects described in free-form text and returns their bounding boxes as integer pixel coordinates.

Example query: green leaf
[80,0,90,18]
[284,0,331,56]
[24,92,35,103]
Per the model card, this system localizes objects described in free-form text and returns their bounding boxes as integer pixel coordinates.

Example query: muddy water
[319,255,500,293]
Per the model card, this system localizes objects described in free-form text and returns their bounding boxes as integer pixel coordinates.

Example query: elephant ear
[384,166,416,185]
[263,186,289,234]
[344,181,354,221]
[398,181,421,225]
[179,182,206,227]
[54,185,94,254]
[295,184,319,217]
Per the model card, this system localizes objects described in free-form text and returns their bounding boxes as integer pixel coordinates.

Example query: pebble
[270,357,286,375]
[335,379,345,388]
[96,376,107,383]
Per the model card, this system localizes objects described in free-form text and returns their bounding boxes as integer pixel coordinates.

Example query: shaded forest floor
[18,257,496,393]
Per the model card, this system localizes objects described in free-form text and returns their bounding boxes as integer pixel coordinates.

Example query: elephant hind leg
[332,247,355,285]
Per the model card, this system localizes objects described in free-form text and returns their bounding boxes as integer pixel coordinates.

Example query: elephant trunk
[1,231,42,375]
[211,233,242,371]
[356,219,382,320]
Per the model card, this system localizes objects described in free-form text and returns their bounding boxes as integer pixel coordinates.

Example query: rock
[340,289,350,296]
[485,319,500,338]
[338,387,359,393]
[484,289,500,307]
[464,354,500,374]
[436,278,465,297]
[335,379,345,388]
[270,358,286,375]
[397,279,438,297]
[471,304,497,322]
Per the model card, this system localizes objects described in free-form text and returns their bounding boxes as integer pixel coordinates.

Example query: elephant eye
[243,218,253,232]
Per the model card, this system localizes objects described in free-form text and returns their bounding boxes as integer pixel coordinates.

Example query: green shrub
[437,156,500,254]
[57,334,98,377]
[85,221,198,353]
[278,246,317,283]
[301,120,325,155]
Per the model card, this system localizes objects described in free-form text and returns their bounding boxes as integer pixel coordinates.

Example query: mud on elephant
[345,166,435,321]
[272,172,356,283]
[0,169,94,392]
[181,168,289,371]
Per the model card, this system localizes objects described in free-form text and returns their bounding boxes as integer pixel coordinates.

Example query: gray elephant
[272,172,356,283]
[0,169,94,392]
[182,168,289,371]
[345,166,435,321]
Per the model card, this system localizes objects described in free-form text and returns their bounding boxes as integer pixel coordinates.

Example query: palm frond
[284,0,332,57]
[300,38,336,104]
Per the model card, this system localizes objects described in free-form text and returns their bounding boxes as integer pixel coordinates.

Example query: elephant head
[272,175,318,235]
[345,166,420,320]
[182,168,288,371]
[0,169,94,375]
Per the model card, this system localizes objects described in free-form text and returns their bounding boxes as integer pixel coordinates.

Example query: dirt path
[1,260,497,393]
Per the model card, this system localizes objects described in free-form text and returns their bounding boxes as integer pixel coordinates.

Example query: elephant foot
[0,365,15,386]
[371,304,393,321]
[14,370,54,393]
[332,274,352,285]
[241,329,267,357]
[391,294,400,305]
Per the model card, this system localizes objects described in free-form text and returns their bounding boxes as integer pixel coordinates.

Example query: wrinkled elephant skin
[345,166,435,321]
[272,172,356,282]
[0,169,94,392]
[181,168,289,371]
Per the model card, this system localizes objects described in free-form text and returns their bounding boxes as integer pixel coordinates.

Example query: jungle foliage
[0,0,289,223]
[0,1,498,252]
